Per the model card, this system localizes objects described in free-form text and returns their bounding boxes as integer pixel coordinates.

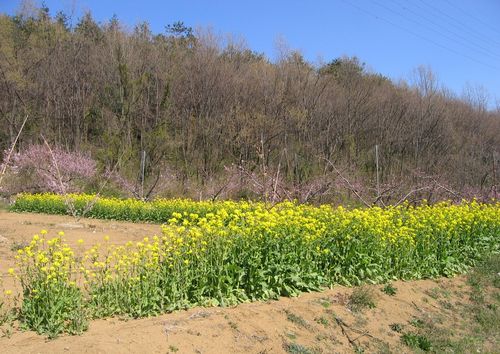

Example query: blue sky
[2,0,500,109]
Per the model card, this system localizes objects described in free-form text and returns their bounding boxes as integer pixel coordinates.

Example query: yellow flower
[58,231,65,237]
[104,235,110,241]
[77,239,84,245]
[40,230,48,235]
[4,290,12,296]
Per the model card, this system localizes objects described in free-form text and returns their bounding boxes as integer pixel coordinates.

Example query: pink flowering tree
[0,144,97,195]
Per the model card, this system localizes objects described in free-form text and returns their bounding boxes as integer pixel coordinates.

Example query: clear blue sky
[2,0,500,109]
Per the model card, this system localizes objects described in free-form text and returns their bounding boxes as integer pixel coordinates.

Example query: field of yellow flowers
[3,194,500,337]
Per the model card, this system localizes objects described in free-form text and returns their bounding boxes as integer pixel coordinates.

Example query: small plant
[389,323,404,333]
[409,317,425,328]
[314,316,329,327]
[283,342,315,354]
[285,310,310,329]
[354,346,365,353]
[0,298,15,328]
[381,283,397,296]
[317,298,331,308]
[401,332,432,351]
[348,286,376,312]
[168,345,179,353]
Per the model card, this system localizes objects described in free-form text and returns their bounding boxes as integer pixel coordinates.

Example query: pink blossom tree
[1,144,97,195]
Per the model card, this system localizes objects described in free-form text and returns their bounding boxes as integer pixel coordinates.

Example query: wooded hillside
[0,6,498,203]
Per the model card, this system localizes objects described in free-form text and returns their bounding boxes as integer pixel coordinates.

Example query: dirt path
[0,211,488,353]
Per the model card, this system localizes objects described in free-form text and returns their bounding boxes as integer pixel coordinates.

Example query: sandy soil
[0,211,475,353]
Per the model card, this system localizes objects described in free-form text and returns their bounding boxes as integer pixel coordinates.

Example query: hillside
[0,6,499,204]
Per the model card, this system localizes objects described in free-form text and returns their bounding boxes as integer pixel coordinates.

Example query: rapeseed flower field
[4,194,500,337]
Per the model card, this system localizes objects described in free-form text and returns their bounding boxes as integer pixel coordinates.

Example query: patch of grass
[468,254,500,303]
[439,300,454,310]
[285,310,310,329]
[314,316,329,327]
[381,283,397,296]
[315,333,329,341]
[403,255,500,354]
[425,286,450,300]
[473,305,500,336]
[401,332,432,351]
[283,342,316,354]
[466,254,500,337]
[317,298,331,308]
[348,286,376,312]
[469,254,500,286]
[409,317,425,328]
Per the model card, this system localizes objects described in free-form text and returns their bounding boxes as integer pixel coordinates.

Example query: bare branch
[324,158,371,207]
[0,115,28,188]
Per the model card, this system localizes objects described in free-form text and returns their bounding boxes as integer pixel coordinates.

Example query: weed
[317,298,331,308]
[348,287,376,312]
[381,283,397,296]
[409,317,425,328]
[354,345,365,353]
[285,311,310,329]
[401,332,432,351]
[283,342,315,354]
[168,345,179,353]
[314,316,329,327]
[389,323,404,333]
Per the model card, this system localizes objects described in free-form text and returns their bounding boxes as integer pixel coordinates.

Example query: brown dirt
[0,211,475,353]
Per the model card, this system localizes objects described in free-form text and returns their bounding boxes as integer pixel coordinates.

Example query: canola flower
[3,196,500,337]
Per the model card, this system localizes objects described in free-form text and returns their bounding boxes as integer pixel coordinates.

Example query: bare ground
[0,210,495,353]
